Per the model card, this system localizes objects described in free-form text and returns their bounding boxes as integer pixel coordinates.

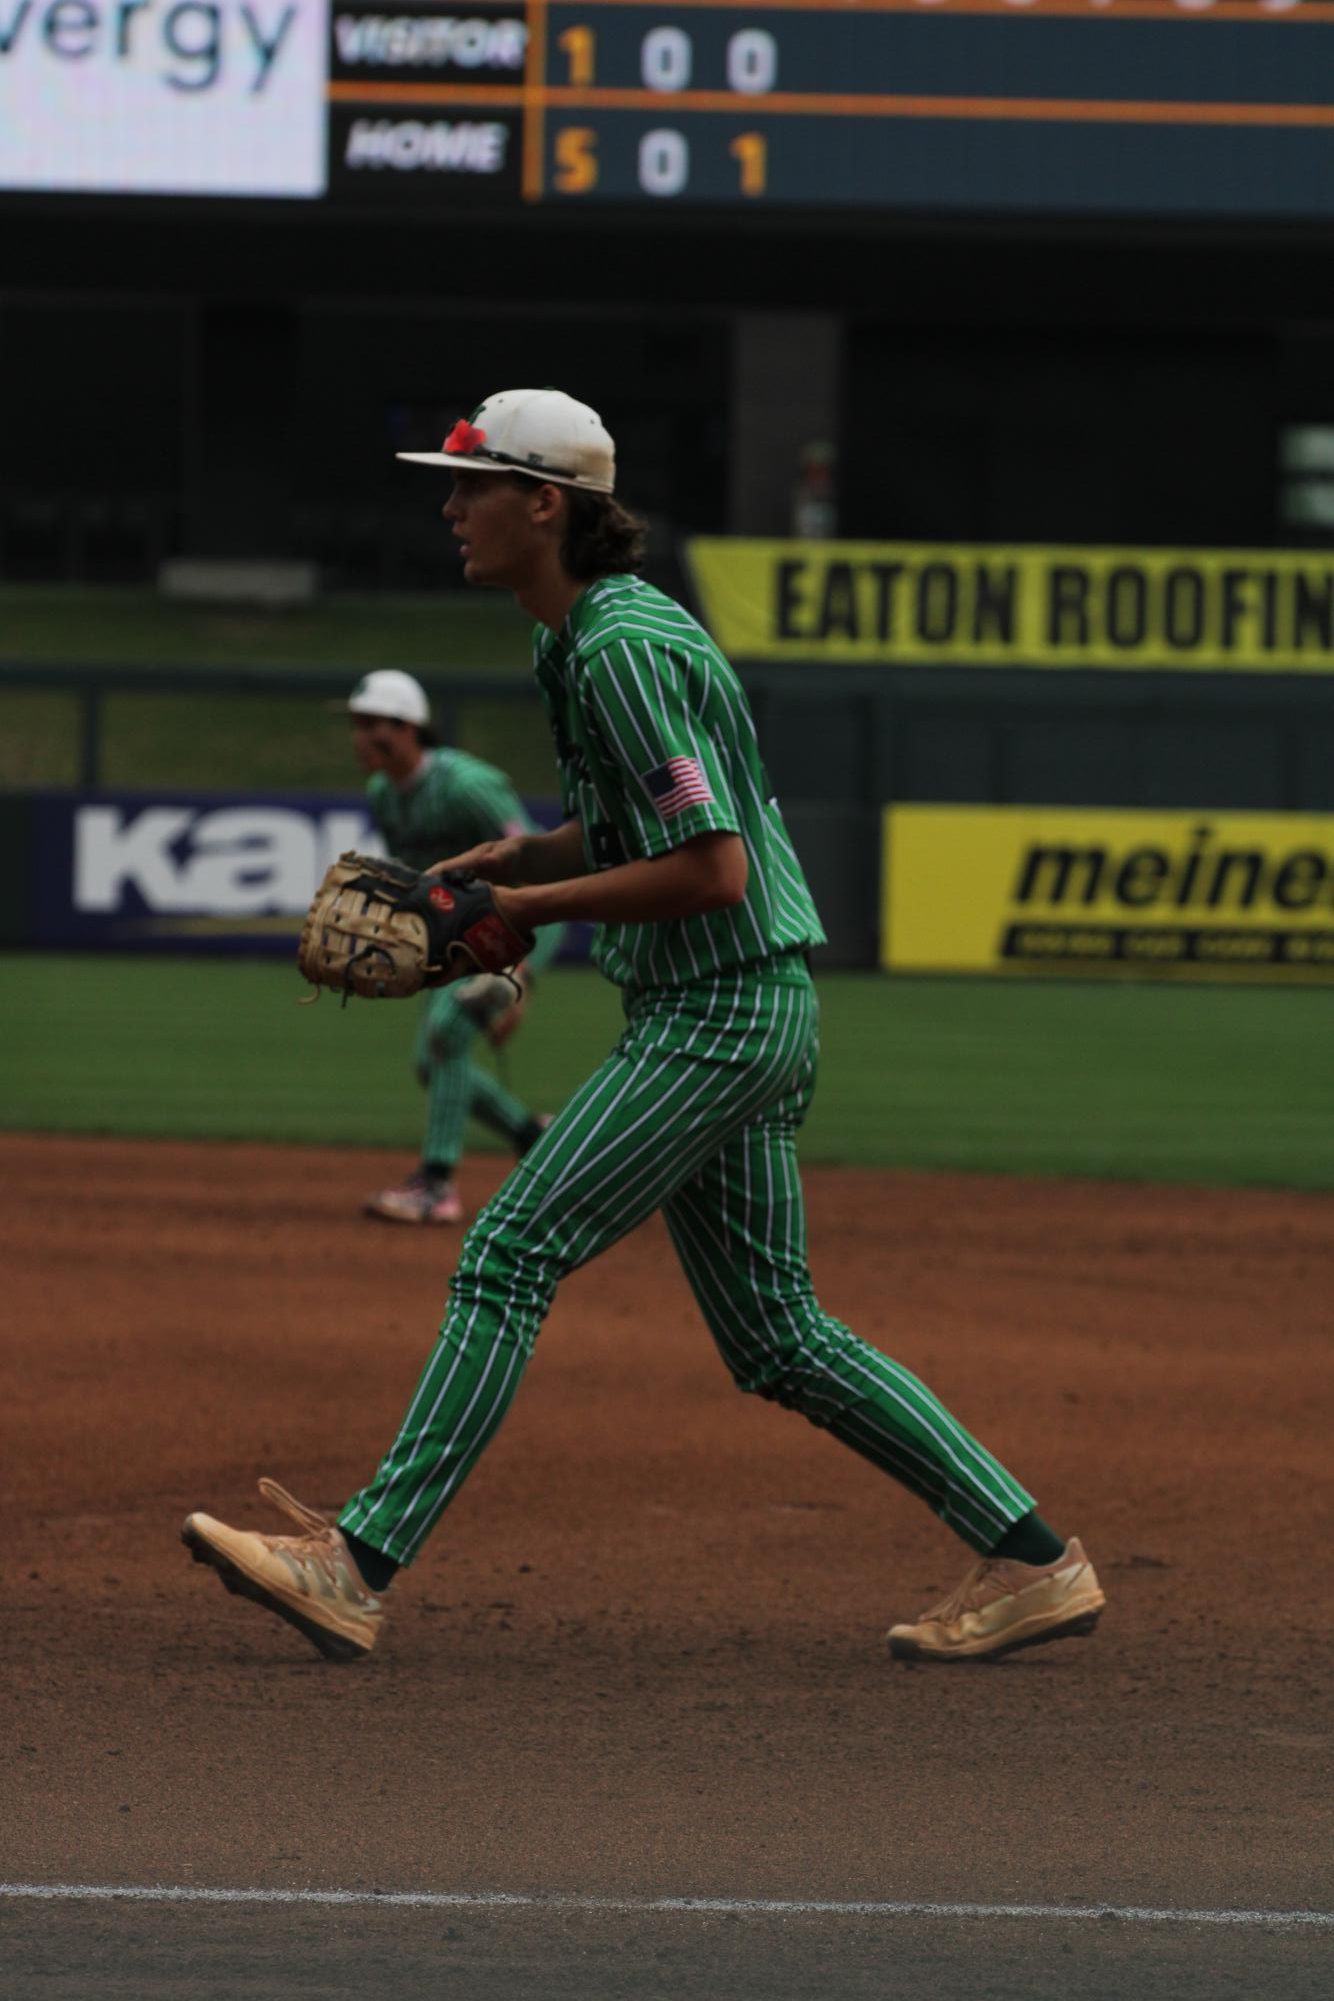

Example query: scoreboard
[331,0,1334,219]
[4,0,1334,219]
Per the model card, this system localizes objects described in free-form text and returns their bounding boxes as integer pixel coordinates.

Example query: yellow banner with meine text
[685,538,1334,671]
[883,808,1334,983]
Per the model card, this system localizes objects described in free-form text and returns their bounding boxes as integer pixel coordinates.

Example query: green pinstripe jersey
[533,574,825,988]
[368,748,534,875]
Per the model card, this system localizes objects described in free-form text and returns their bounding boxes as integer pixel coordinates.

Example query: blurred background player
[342,669,564,1223]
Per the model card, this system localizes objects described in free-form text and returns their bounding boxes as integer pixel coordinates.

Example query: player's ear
[527,480,568,528]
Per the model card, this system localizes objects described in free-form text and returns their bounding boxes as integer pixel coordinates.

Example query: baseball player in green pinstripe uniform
[185,390,1105,1666]
[342,669,563,1225]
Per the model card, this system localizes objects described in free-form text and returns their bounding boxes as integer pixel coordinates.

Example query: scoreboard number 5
[555,126,598,193]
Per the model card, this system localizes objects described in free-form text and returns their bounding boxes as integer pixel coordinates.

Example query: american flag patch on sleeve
[643,756,713,820]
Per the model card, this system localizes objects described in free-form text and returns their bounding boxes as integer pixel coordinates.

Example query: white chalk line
[0,1883,1330,1930]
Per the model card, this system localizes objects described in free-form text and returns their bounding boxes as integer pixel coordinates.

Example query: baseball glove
[297,852,535,1004]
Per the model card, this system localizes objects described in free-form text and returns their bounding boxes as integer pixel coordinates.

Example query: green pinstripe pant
[341,956,1035,1564]
[414,987,534,1173]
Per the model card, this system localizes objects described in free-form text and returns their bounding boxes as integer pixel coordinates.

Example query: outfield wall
[0,790,592,963]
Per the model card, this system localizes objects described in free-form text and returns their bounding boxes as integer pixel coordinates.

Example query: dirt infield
[3,1133,1332,1997]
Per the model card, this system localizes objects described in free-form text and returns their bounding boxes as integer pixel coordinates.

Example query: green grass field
[0,585,530,673]
[3,955,1330,1189]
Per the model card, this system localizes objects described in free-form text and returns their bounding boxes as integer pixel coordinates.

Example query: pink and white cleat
[364,1169,464,1225]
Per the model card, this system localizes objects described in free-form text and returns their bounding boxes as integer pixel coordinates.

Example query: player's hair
[559,490,650,580]
[502,472,647,579]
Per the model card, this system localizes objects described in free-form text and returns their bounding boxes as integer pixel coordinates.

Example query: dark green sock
[990,1511,1066,1567]
[343,1530,399,1594]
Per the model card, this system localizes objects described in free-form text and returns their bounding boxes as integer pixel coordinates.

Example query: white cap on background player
[343,669,431,727]
[397,388,616,494]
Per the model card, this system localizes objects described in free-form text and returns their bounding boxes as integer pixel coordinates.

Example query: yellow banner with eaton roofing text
[685,538,1334,671]
[883,808,1334,983]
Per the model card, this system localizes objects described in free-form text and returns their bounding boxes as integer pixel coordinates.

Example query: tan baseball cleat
[182,1479,384,1663]
[887,1537,1105,1664]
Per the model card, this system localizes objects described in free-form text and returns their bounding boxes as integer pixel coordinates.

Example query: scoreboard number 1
[558,26,595,86]
[729,133,767,197]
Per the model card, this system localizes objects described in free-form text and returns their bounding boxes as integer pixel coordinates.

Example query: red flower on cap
[443,419,487,456]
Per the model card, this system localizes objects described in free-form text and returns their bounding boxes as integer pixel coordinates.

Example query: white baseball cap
[397,387,616,494]
[344,670,431,727]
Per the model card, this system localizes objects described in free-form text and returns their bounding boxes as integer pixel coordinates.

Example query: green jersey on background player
[186,390,1105,1670]
[342,669,563,1225]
